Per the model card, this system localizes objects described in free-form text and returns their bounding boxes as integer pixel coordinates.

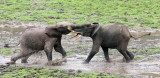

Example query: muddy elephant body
[8,22,72,64]
[71,23,135,63]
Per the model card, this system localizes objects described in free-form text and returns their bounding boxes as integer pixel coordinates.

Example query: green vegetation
[141,46,160,54]
[77,46,89,50]
[0,48,13,55]
[0,48,20,55]
[0,0,160,28]
[129,46,160,60]
[66,50,74,55]
[0,66,126,78]
[147,56,154,60]
[134,55,144,60]
[129,46,160,55]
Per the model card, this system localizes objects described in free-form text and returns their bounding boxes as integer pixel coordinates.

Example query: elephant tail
[130,32,151,40]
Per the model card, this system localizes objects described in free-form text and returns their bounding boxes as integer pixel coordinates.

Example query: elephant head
[45,22,75,37]
[68,23,100,37]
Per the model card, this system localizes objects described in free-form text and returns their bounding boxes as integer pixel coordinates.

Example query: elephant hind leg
[118,49,131,63]
[117,42,131,63]
[126,50,134,60]
[21,54,31,63]
[6,49,34,64]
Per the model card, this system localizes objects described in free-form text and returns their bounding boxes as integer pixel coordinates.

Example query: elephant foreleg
[83,40,101,64]
[101,46,110,62]
[54,44,66,58]
[44,40,56,61]
[54,37,66,58]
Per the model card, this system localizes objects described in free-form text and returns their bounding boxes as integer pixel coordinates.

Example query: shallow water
[0,26,160,78]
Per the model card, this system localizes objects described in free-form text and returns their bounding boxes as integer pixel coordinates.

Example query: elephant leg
[54,41,66,58]
[117,39,131,63]
[21,54,31,63]
[44,40,56,61]
[118,49,131,63]
[54,45,67,62]
[83,39,101,64]
[101,46,110,62]
[8,49,34,64]
[44,46,53,61]
[54,37,67,62]
[126,50,134,60]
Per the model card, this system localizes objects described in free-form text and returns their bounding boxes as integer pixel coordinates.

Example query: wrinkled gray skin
[72,23,135,64]
[8,22,72,64]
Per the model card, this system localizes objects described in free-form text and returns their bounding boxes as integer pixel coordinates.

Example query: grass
[0,66,126,78]
[0,0,160,28]
[66,50,74,55]
[134,55,144,60]
[129,46,160,55]
[0,48,20,55]
[0,48,13,55]
[129,46,160,60]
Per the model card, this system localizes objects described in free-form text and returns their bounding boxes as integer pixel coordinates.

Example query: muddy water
[0,26,160,78]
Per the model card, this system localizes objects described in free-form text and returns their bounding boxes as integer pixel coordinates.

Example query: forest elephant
[6,22,74,64]
[68,22,151,64]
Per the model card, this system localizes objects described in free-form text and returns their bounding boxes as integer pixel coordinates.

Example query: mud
[0,22,160,78]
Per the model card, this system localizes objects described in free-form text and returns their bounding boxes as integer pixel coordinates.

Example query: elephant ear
[91,23,100,37]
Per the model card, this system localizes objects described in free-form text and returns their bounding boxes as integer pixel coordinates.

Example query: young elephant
[70,23,150,64]
[6,22,72,64]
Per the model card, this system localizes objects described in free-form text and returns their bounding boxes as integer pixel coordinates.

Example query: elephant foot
[106,59,111,62]
[128,52,134,60]
[63,59,67,62]
[130,54,134,60]
[126,60,130,63]
[6,61,15,65]
[21,60,28,63]
[123,58,131,63]
[82,61,89,64]
[123,57,125,62]
[61,56,67,62]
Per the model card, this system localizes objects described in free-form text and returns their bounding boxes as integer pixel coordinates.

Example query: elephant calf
[69,23,150,63]
[6,22,72,64]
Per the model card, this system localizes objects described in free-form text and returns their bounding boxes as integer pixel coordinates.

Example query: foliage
[0,48,13,55]
[0,66,125,78]
[0,0,160,28]
[128,46,160,60]
[134,55,144,60]
[129,46,160,55]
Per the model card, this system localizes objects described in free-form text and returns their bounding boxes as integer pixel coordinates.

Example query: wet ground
[0,21,160,78]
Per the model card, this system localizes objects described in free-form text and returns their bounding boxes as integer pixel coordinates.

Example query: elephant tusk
[70,32,81,39]
[67,26,81,33]
[73,35,82,40]
[71,30,76,33]
[70,34,79,39]
[67,26,81,40]
[67,26,77,33]
[67,26,72,31]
